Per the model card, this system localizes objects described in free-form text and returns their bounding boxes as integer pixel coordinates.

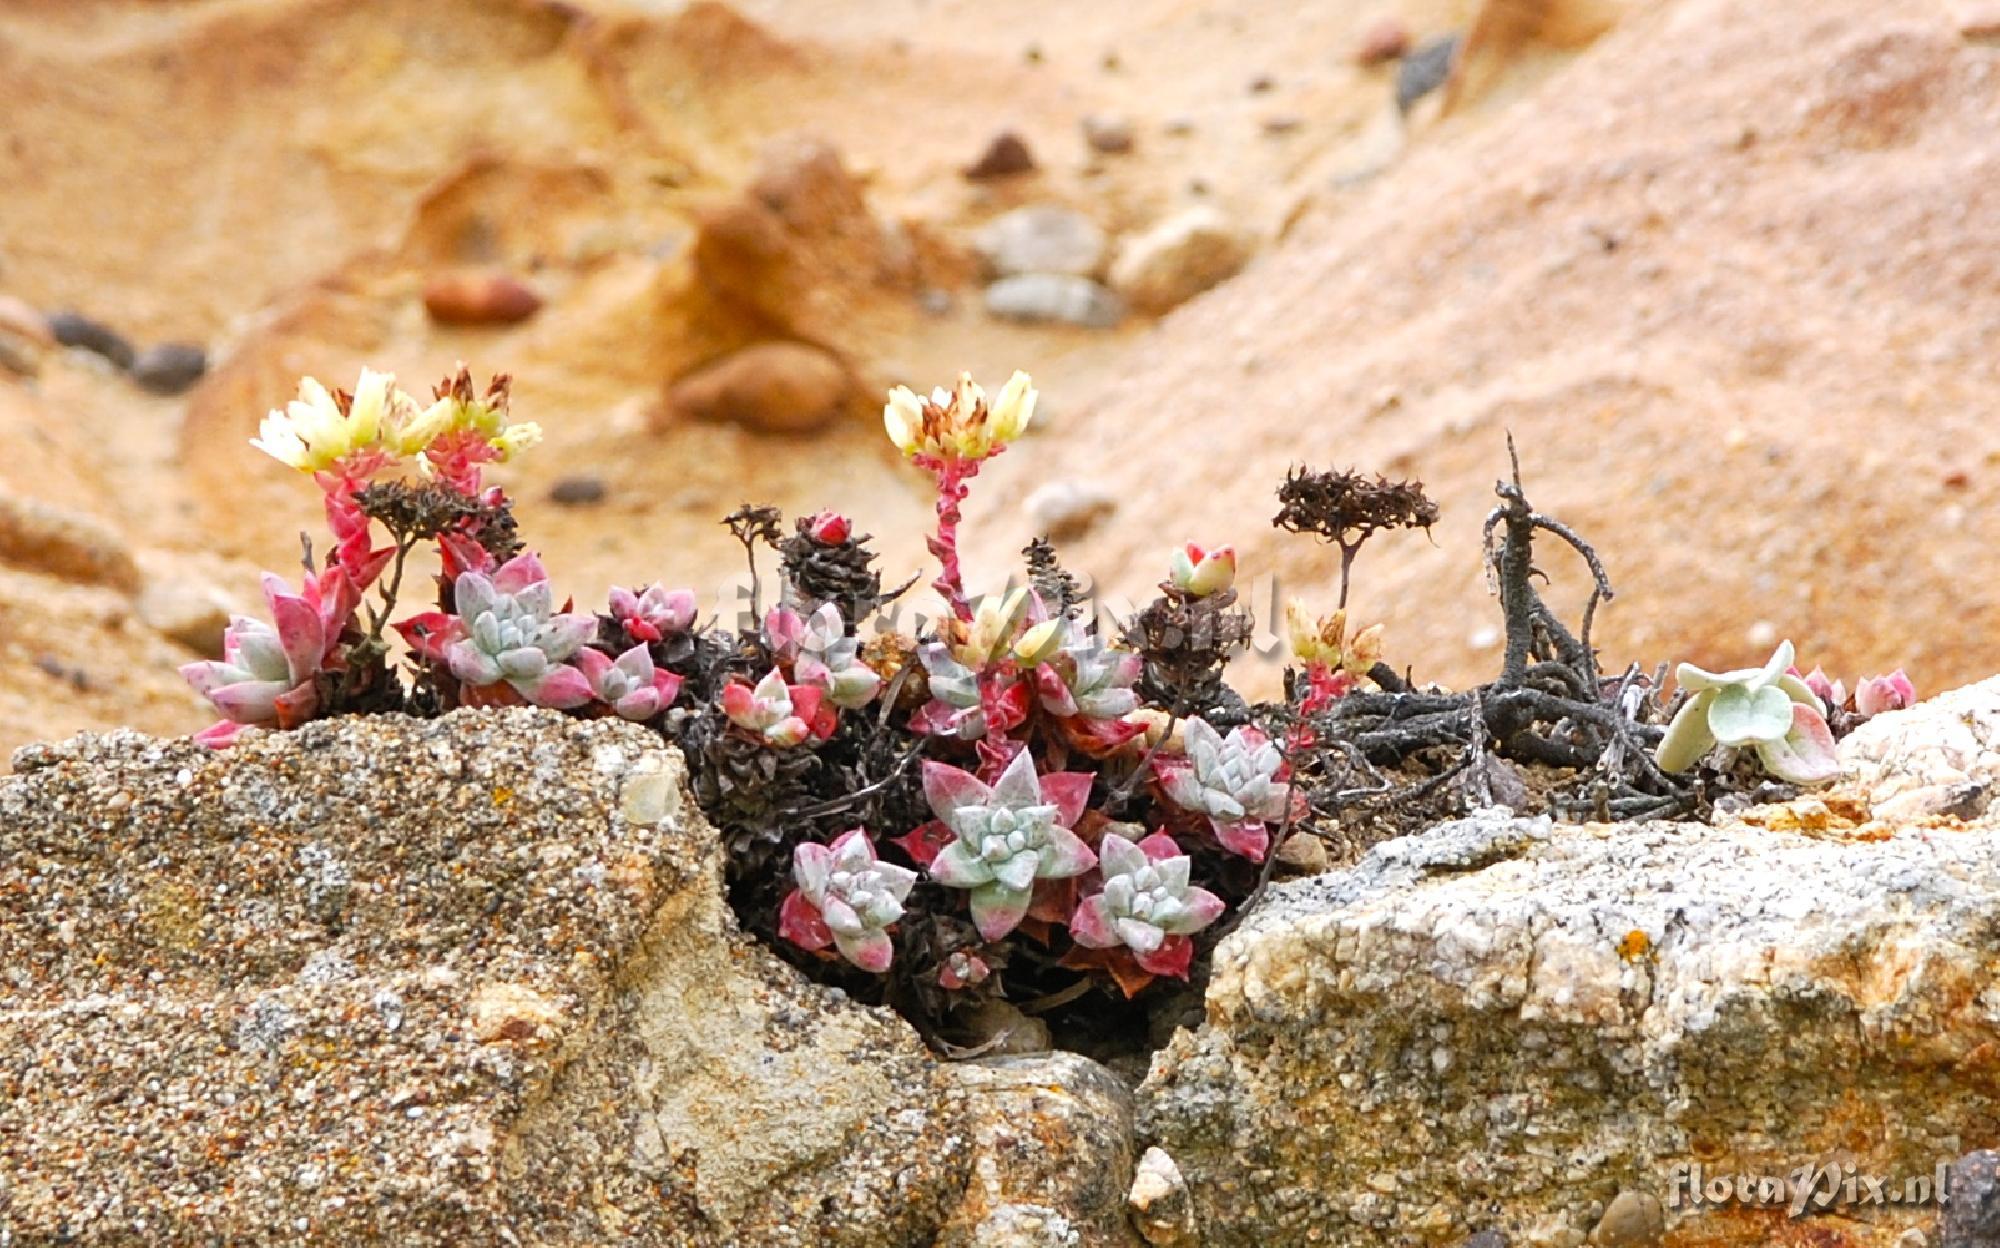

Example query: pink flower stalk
[610,584,697,643]
[920,455,980,621]
[575,645,683,721]
[778,829,919,972]
[1168,543,1236,598]
[182,569,358,741]
[316,476,396,590]
[1854,670,1917,717]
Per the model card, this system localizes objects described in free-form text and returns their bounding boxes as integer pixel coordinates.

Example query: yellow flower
[395,379,540,465]
[1286,601,1384,674]
[883,370,1036,462]
[251,368,408,474]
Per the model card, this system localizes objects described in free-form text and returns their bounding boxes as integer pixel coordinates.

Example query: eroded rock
[0,710,1133,1246]
[662,340,853,435]
[1138,681,2000,1245]
[1108,208,1253,315]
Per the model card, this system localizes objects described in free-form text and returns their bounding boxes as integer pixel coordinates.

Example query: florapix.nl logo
[1668,1161,1952,1218]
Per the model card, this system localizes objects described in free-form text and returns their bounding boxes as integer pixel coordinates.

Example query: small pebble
[1249,73,1275,94]
[422,271,543,327]
[1356,17,1413,65]
[1025,479,1116,540]
[129,342,208,396]
[0,294,52,348]
[47,311,135,369]
[1081,113,1135,154]
[548,476,608,507]
[1397,34,1461,114]
[1262,114,1305,136]
[962,132,1037,180]
[1590,1190,1664,1246]
[983,274,1123,329]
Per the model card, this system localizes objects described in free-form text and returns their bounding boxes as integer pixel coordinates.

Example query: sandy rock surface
[1136,685,2000,1246]
[0,710,1133,1246]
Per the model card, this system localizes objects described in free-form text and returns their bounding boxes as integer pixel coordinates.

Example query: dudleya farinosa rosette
[1654,640,1837,784]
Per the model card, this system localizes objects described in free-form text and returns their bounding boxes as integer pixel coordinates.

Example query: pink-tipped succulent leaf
[610,584,697,643]
[575,645,683,721]
[1168,543,1237,598]
[1854,670,1917,718]
[920,750,1096,941]
[783,829,918,972]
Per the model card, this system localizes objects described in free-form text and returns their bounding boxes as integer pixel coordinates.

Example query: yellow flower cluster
[883,371,1036,462]
[250,366,541,476]
[1285,602,1385,675]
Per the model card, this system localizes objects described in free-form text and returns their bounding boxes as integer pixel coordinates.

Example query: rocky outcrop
[0,710,1135,1246]
[1135,684,2000,1246]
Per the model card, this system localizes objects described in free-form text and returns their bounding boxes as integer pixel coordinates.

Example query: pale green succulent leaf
[1655,693,1719,773]
[1708,684,1794,746]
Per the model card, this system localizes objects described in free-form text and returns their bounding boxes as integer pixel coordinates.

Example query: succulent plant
[575,644,683,721]
[1155,716,1291,861]
[779,829,918,972]
[1655,641,1838,784]
[1855,670,1917,718]
[722,668,830,747]
[780,603,883,710]
[441,553,596,709]
[183,569,359,744]
[938,949,991,990]
[1797,665,1847,711]
[1069,830,1225,979]
[609,584,697,643]
[921,749,1096,940]
[1033,619,1141,719]
[1168,543,1236,598]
